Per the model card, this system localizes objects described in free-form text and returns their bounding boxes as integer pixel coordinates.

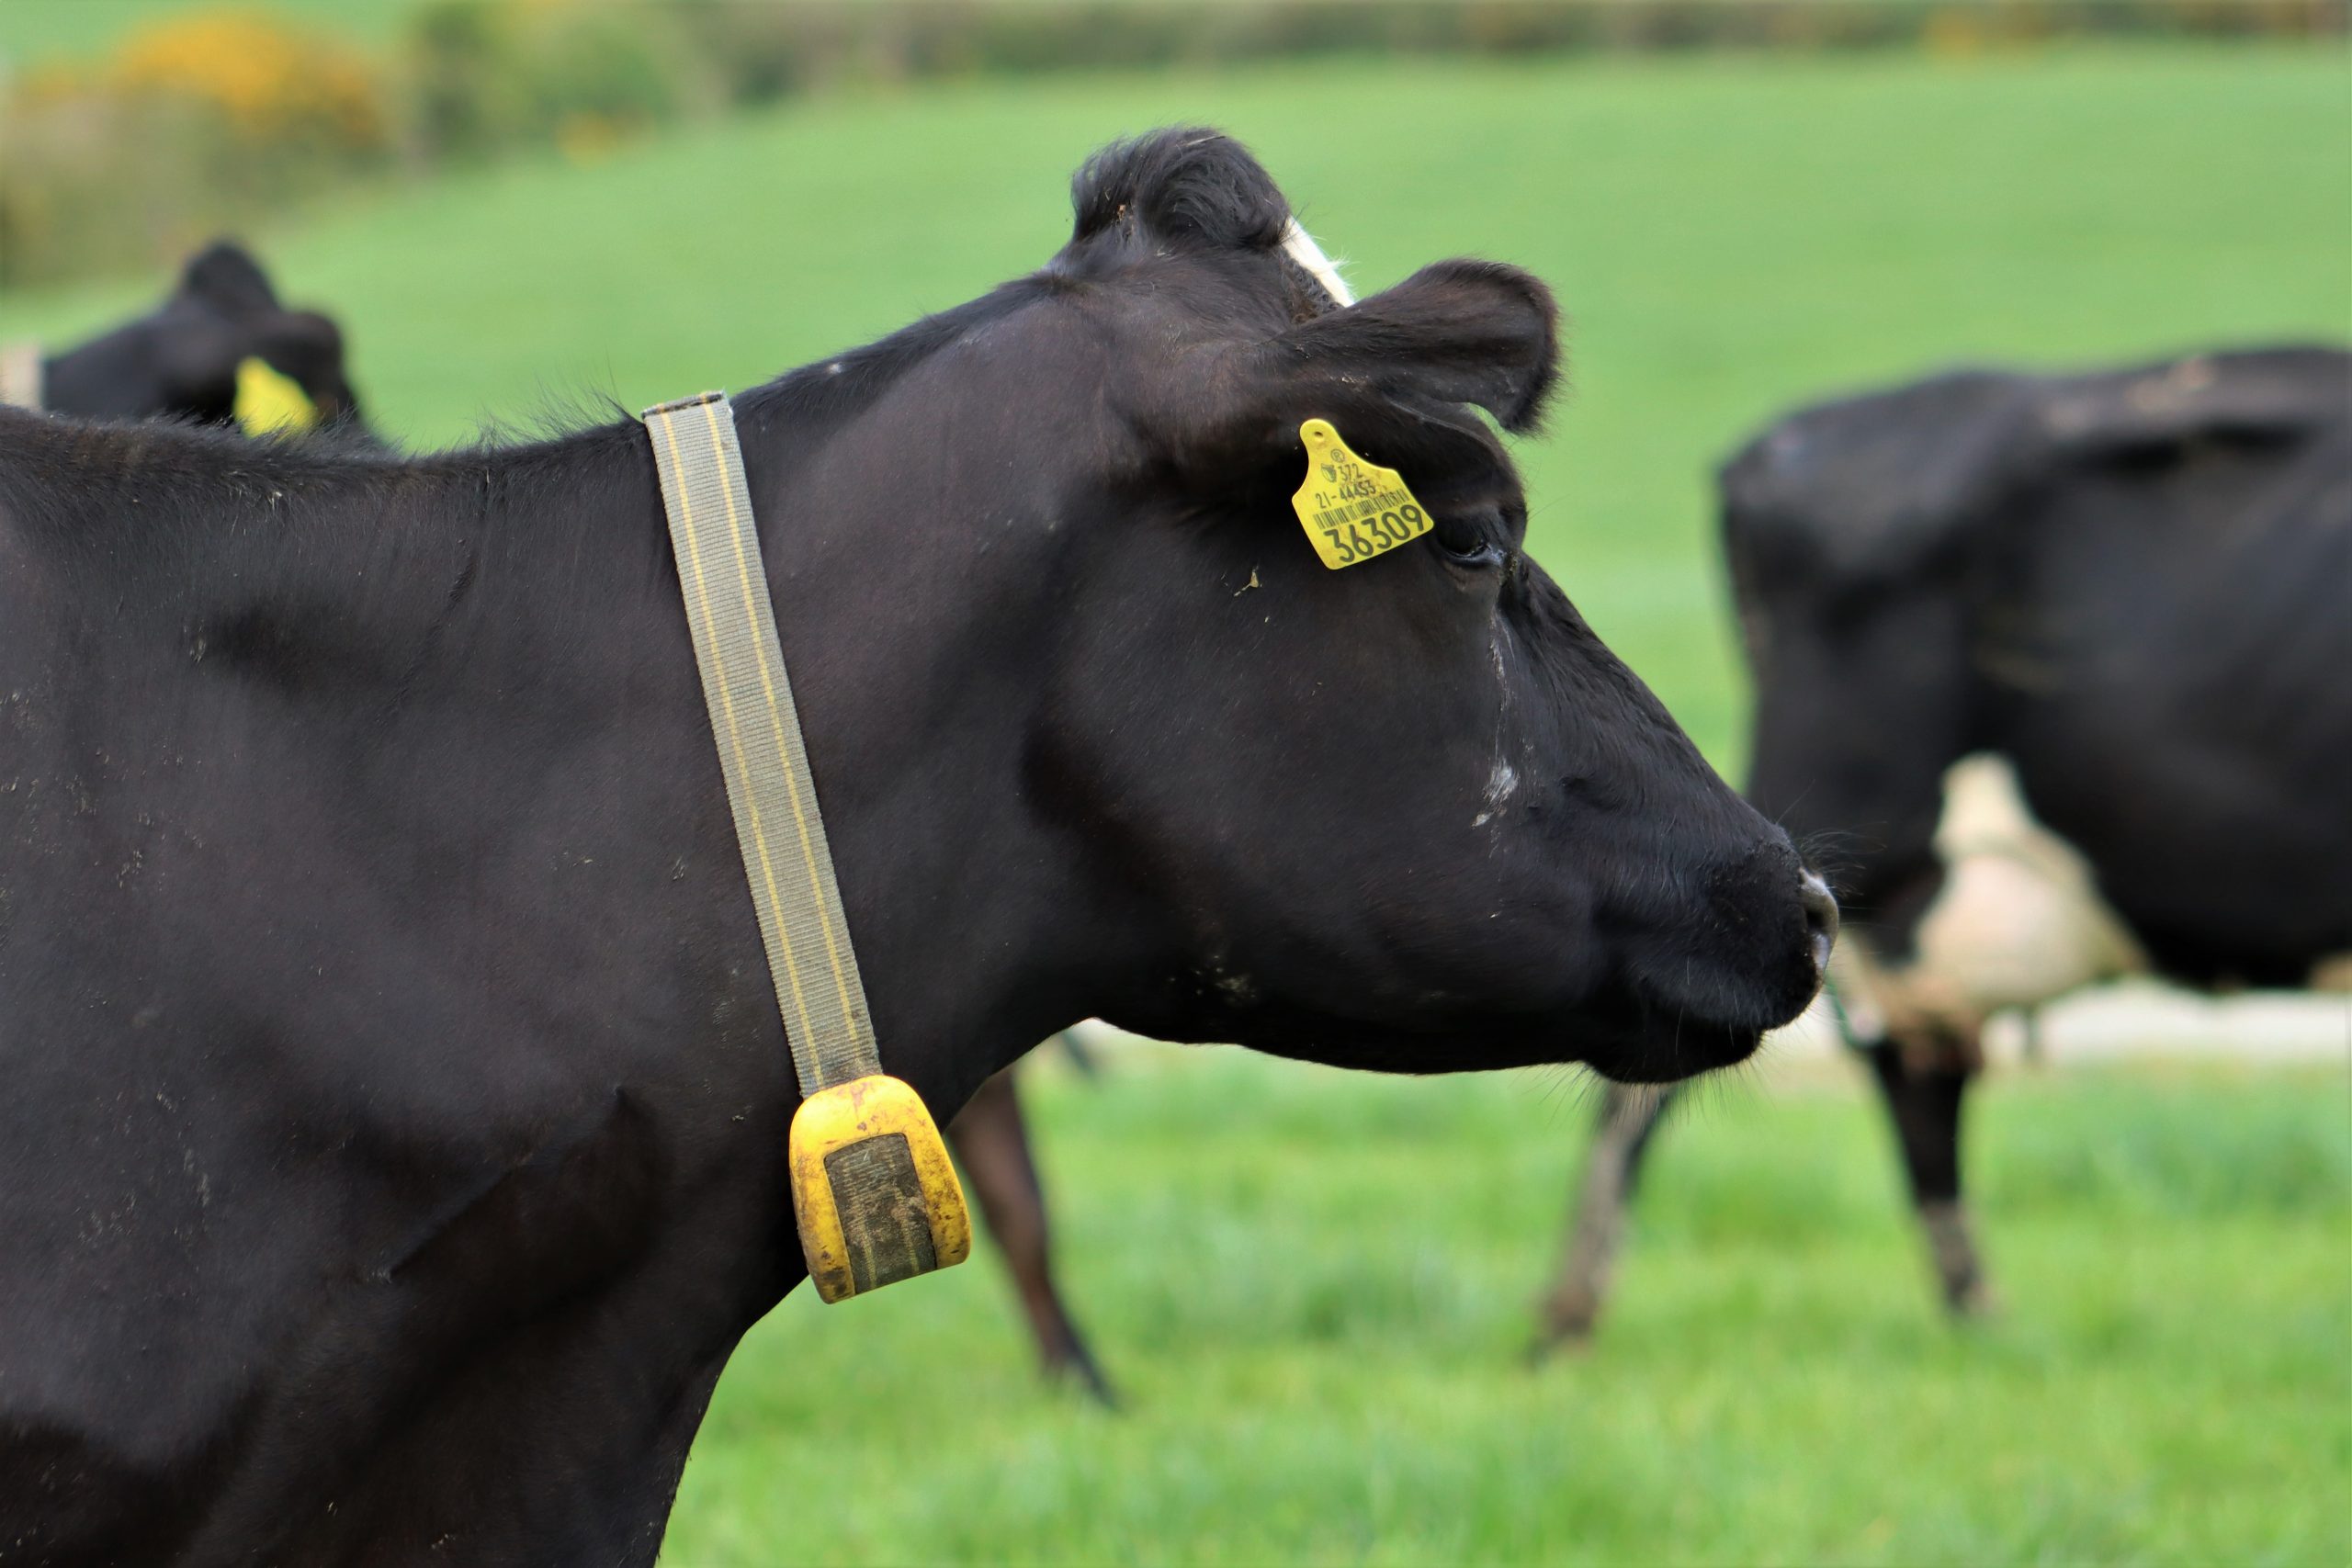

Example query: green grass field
[5,42,2349,1562]
[666,1048,2351,1565]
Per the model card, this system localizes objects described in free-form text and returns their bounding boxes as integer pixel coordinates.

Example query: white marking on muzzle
[1281,219,1354,309]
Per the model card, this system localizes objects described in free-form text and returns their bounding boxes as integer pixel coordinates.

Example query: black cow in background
[3,240,362,430]
[11,238,1116,1398]
[1539,345,2351,1347]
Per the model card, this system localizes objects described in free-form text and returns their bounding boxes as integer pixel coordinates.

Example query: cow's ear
[176,240,281,318]
[1156,259,1561,500]
[1258,259,1562,435]
[254,310,359,423]
[2035,346,2346,458]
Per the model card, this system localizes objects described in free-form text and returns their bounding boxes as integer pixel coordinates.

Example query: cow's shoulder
[1718,367,2035,584]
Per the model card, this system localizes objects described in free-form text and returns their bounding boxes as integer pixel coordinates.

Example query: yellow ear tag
[234,355,318,436]
[1291,418,1432,570]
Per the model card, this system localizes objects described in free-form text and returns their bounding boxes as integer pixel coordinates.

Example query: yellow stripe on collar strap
[642,390,968,1302]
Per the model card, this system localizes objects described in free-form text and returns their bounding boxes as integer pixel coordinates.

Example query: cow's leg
[1861,1042,1995,1314]
[945,1063,1114,1404]
[1534,1082,1674,1353]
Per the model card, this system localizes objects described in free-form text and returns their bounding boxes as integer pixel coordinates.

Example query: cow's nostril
[1799,870,1838,978]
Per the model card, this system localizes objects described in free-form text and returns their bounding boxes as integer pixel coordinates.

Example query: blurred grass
[3,44,2343,766]
[3,46,2347,1561]
[670,1049,2351,1565]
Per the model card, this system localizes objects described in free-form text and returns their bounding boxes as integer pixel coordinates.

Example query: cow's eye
[1432,516,1504,570]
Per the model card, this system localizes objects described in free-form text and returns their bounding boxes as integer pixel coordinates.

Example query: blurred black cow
[1540,344,2352,1345]
[5,240,362,430]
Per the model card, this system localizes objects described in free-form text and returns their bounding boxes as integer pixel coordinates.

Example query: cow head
[796,130,1830,1083]
[39,240,363,430]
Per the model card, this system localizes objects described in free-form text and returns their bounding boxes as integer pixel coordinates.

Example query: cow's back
[1988,410,2352,984]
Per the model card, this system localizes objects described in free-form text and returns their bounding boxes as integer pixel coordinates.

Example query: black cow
[1,130,1834,1563]
[9,240,362,430]
[1538,345,2351,1348]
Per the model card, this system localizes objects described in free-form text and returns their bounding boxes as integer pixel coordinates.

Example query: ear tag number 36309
[1290,418,1431,570]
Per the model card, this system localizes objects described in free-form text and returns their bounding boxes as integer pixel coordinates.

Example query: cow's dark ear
[254,310,360,423]
[2035,345,2347,458]
[1154,259,1560,505]
[1261,260,1562,435]
[177,240,281,318]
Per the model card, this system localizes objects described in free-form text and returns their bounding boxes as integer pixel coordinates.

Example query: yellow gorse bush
[0,8,394,288]
[108,10,389,150]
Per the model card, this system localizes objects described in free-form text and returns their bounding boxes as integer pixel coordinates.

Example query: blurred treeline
[3,0,2341,289]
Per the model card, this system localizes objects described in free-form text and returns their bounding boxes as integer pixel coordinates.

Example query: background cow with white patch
[1540,344,2350,1344]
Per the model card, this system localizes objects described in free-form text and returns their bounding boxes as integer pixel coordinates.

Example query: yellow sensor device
[788,1074,972,1303]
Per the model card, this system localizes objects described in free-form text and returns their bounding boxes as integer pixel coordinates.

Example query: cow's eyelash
[1430,508,1514,568]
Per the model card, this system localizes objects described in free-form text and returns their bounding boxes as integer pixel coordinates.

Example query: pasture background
[8,40,2345,768]
[4,28,2347,1565]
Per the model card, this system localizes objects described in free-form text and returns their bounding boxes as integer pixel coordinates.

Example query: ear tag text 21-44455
[1291,418,1431,570]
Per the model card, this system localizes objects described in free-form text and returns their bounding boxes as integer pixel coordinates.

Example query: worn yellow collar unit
[642,391,970,1303]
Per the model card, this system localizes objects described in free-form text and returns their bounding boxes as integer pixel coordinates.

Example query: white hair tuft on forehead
[1280,218,1354,309]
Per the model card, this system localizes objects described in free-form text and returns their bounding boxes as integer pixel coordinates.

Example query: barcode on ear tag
[1290,419,1431,570]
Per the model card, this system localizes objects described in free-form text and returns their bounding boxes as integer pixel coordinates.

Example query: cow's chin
[1215,989,1770,1084]
[1511,990,1770,1083]
[1574,970,1796,1082]
[1576,1010,1767,1084]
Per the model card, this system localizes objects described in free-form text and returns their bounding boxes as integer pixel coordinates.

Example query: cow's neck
[122,409,1106,1096]
[23,379,1129,1091]
[6,376,1148,1561]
